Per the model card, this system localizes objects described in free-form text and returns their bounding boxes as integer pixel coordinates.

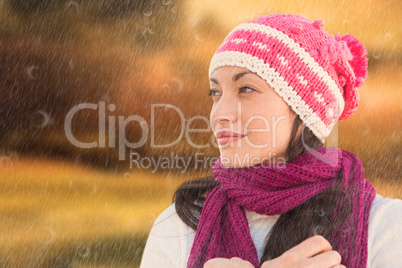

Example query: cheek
[209,109,216,130]
[209,114,214,128]
[243,110,294,147]
[273,114,294,148]
[242,116,274,147]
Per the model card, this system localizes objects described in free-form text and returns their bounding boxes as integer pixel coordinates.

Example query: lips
[214,130,246,145]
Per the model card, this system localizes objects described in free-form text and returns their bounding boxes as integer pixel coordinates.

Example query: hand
[204,257,254,268]
[261,235,345,268]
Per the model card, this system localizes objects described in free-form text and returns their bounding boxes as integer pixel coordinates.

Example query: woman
[140,14,402,268]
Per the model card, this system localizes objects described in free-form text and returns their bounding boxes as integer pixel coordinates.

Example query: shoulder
[369,194,402,228]
[149,203,194,237]
[140,203,196,268]
[370,194,402,212]
[367,195,402,268]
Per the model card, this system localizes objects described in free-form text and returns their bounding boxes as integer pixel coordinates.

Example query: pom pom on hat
[335,33,368,86]
[334,33,368,120]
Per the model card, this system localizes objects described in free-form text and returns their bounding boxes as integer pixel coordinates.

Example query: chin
[219,152,251,168]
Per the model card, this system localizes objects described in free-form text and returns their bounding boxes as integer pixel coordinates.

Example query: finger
[204,258,225,268]
[229,257,254,267]
[229,257,249,263]
[229,257,244,262]
[286,235,332,258]
[204,257,253,268]
[306,250,342,268]
[331,266,346,268]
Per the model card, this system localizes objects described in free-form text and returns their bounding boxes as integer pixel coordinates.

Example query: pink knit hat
[209,14,368,143]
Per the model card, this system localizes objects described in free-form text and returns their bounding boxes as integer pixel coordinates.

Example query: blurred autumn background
[0,0,400,267]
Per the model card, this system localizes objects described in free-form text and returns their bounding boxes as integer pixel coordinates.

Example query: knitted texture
[187,147,376,268]
[209,14,368,143]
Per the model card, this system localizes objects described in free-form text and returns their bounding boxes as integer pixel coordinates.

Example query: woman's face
[209,66,297,168]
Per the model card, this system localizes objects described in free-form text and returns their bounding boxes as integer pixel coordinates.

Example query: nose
[210,94,240,124]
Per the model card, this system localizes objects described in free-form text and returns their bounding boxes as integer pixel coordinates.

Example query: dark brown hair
[173,109,352,264]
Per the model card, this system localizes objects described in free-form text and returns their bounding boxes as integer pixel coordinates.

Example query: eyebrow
[209,71,252,85]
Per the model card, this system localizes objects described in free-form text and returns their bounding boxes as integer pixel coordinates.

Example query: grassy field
[0,154,400,267]
[0,156,192,267]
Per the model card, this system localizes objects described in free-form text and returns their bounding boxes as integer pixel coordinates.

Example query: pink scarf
[187,147,376,268]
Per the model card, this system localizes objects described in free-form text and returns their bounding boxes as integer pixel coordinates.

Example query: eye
[208,89,221,97]
[239,86,255,94]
